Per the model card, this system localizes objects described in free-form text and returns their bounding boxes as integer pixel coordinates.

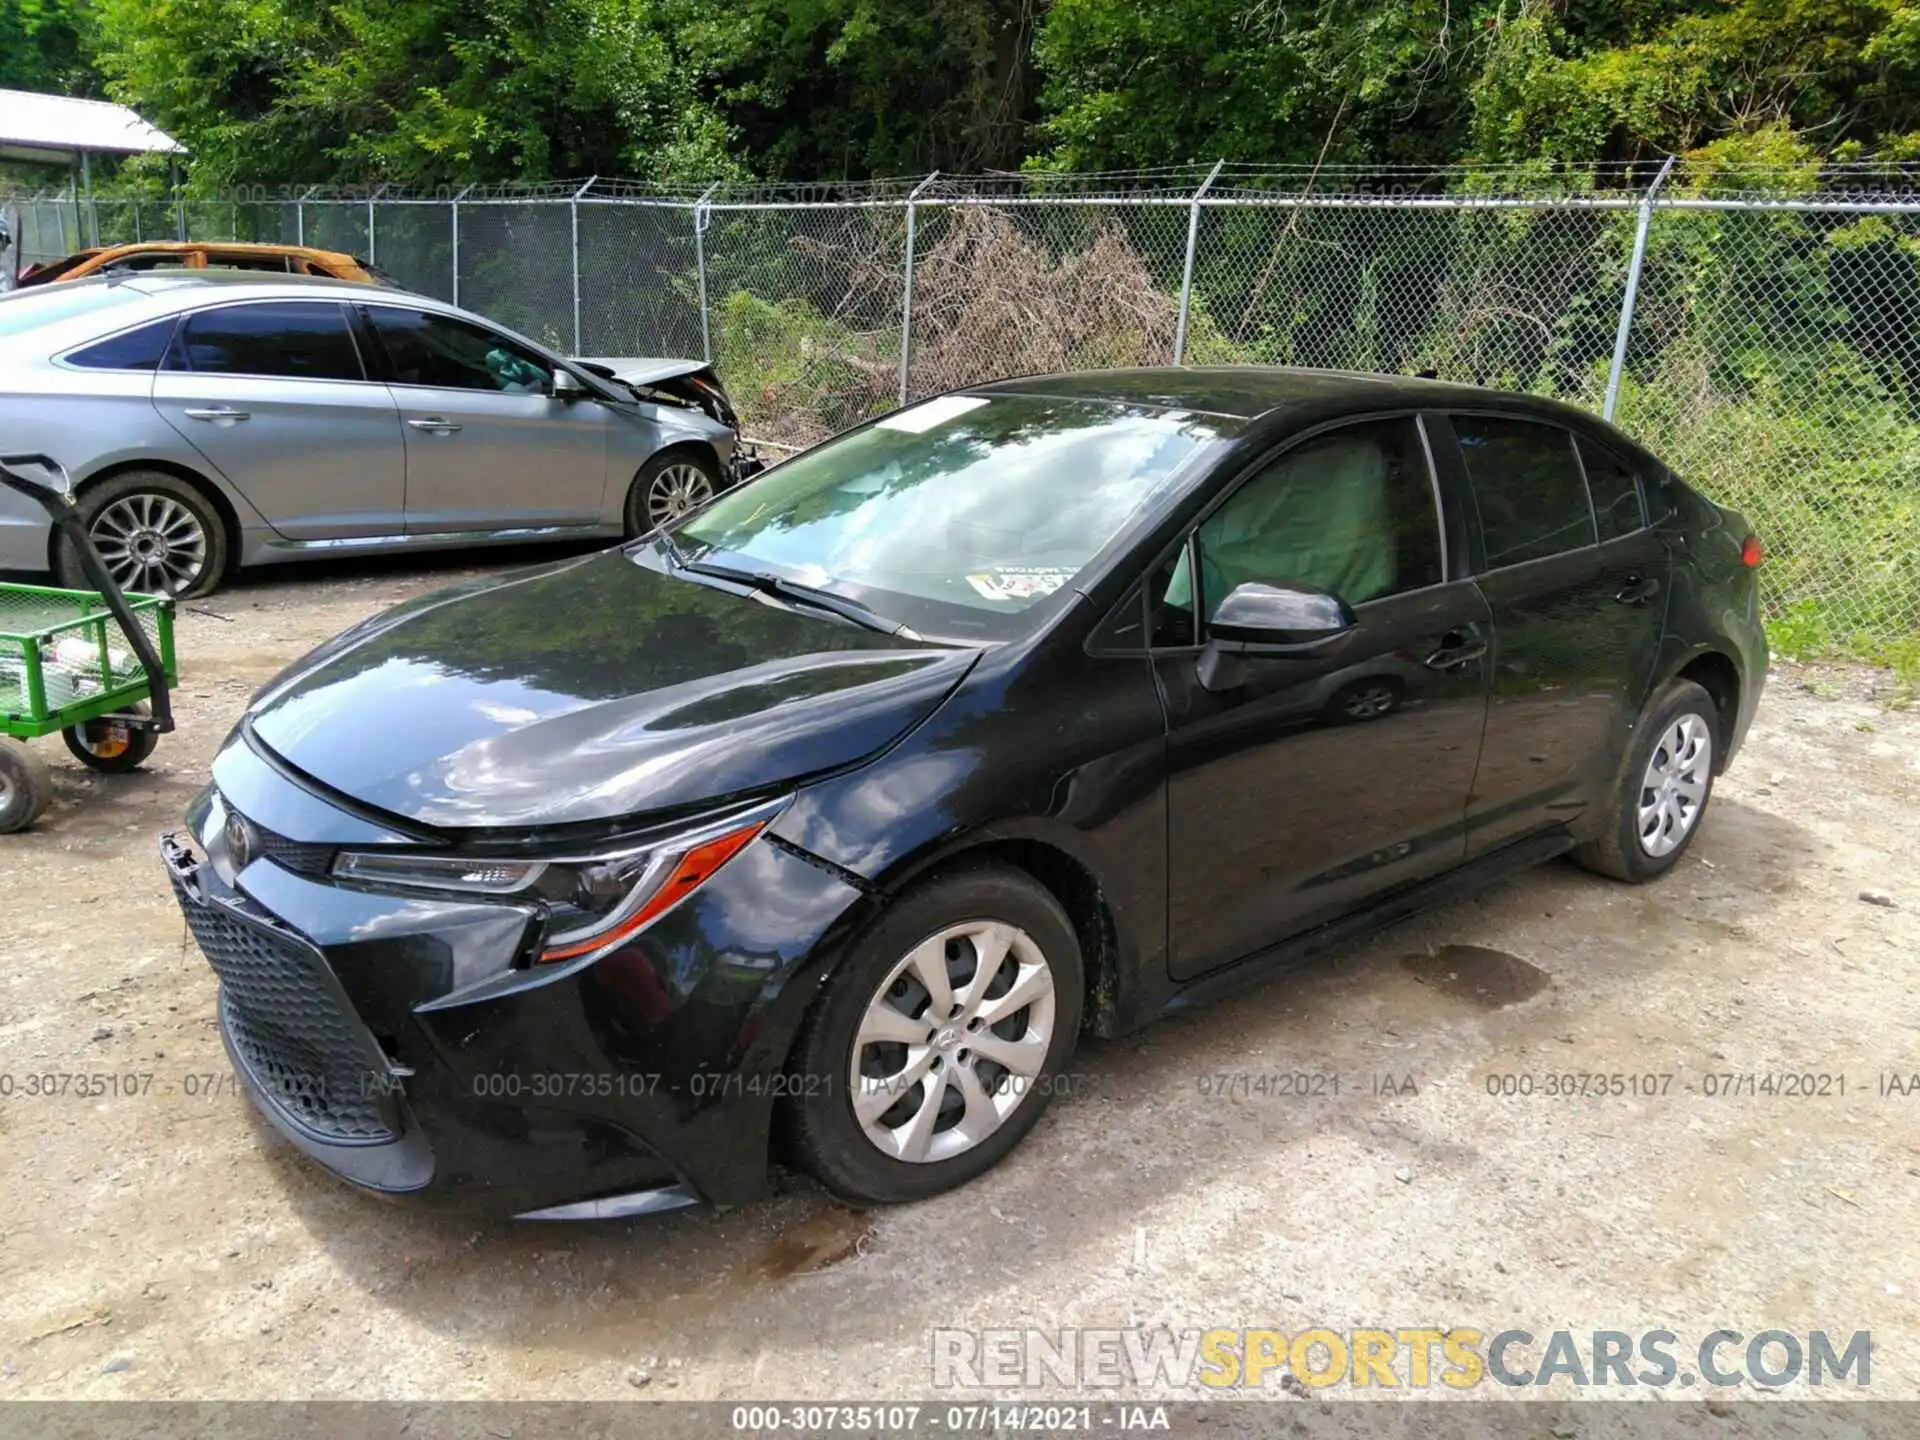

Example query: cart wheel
[0,739,54,833]
[64,702,159,773]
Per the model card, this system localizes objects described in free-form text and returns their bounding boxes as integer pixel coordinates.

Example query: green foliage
[1032,0,1467,171]
[74,0,1031,186]
[714,290,889,443]
[0,0,89,94]
[83,0,737,186]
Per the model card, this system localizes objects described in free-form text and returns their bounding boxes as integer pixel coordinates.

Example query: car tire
[53,470,228,600]
[1572,678,1719,883]
[784,862,1085,1205]
[63,701,159,773]
[623,447,723,537]
[0,739,54,833]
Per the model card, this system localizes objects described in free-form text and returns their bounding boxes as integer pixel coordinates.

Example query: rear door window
[1451,415,1596,568]
[1576,436,1647,541]
[65,319,178,371]
[173,301,365,381]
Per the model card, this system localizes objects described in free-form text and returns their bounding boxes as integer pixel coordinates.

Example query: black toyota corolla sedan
[163,367,1766,1217]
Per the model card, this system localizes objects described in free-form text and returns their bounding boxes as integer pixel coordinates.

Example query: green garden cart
[0,454,177,832]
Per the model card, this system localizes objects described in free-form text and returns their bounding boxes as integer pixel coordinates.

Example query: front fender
[767,640,1172,1037]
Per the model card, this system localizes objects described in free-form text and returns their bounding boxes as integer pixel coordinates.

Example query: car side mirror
[1196,582,1357,692]
[551,368,587,402]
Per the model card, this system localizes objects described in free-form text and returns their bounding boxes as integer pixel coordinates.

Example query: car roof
[0,272,497,356]
[969,365,1610,433]
[102,271,386,298]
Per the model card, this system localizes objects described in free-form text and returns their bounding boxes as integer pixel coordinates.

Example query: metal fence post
[571,176,596,353]
[295,185,315,246]
[693,183,720,365]
[1174,161,1226,364]
[451,184,472,305]
[367,184,388,264]
[80,151,98,247]
[898,172,940,405]
[1603,155,1676,421]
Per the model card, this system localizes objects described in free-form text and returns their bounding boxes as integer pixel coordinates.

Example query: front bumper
[163,737,871,1217]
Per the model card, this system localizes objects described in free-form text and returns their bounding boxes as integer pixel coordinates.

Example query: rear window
[174,301,364,381]
[1577,436,1647,540]
[1452,415,1596,568]
[0,283,148,339]
[65,318,179,371]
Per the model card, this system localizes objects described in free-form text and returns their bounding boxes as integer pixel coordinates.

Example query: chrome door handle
[407,417,462,434]
[1614,574,1661,606]
[182,407,250,422]
[1424,630,1489,670]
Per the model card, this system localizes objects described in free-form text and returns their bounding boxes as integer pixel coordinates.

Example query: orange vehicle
[15,241,389,287]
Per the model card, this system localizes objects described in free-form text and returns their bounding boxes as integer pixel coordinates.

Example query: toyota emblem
[224,810,257,871]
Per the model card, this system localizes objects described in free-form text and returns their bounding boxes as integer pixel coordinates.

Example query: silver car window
[362,306,553,393]
[173,301,365,382]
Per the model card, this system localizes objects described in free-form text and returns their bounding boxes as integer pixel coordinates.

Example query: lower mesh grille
[170,871,395,1143]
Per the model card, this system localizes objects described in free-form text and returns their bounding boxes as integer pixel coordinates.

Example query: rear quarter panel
[1651,476,1768,765]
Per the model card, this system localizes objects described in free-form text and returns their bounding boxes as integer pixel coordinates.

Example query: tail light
[1740,535,1764,568]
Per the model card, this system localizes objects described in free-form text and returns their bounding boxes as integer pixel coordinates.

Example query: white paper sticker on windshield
[876,394,991,433]
[965,568,1076,603]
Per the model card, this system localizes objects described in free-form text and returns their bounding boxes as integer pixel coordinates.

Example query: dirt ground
[2,544,1917,1405]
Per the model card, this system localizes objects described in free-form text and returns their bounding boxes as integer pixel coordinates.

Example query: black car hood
[246,549,977,830]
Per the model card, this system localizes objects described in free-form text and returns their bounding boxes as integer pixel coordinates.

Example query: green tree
[87,0,737,185]
[1031,0,1470,171]
[0,0,91,95]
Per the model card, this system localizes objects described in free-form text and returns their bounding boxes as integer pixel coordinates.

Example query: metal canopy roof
[0,88,182,164]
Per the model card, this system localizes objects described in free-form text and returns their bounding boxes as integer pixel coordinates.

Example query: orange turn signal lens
[536,821,766,963]
[1740,534,1764,568]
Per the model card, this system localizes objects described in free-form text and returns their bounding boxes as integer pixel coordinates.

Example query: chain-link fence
[8,167,1920,653]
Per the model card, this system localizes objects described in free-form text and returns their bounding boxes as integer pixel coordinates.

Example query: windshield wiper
[678,559,917,639]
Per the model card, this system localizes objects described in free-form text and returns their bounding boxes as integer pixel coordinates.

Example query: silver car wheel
[850,920,1057,1165]
[1343,682,1397,719]
[646,463,714,527]
[1637,713,1713,857]
[90,492,208,596]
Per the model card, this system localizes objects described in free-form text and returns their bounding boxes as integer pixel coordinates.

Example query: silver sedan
[0,273,737,596]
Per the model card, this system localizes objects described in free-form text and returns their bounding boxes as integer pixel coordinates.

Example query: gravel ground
[1,545,1916,1406]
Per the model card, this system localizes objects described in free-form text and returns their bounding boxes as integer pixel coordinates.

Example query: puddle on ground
[756,1206,875,1279]
[1401,945,1549,1009]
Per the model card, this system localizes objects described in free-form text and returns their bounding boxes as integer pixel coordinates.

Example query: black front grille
[252,824,335,878]
[169,870,396,1144]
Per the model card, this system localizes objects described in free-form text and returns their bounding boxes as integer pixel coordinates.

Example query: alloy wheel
[1637,713,1713,857]
[850,921,1057,1164]
[90,492,209,596]
[1343,683,1398,719]
[646,464,715,527]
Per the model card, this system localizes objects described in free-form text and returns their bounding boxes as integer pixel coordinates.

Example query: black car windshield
[674,393,1237,640]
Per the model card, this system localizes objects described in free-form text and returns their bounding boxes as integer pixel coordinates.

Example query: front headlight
[331,802,779,964]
